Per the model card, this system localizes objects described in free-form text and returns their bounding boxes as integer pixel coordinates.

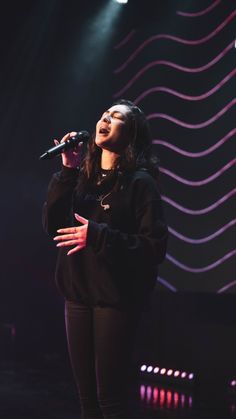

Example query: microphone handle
[39,131,89,160]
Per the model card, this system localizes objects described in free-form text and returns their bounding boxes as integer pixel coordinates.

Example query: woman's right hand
[54,131,83,168]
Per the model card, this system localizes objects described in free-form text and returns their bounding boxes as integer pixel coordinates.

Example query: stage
[0,362,235,419]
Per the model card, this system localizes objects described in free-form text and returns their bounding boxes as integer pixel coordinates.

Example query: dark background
[0,0,235,382]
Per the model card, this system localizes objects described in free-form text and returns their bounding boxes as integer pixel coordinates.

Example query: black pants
[65,301,140,419]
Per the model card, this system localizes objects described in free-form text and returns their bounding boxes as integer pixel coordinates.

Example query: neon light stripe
[159,158,236,186]
[177,0,221,18]
[113,41,233,97]
[157,277,177,292]
[162,188,236,215]
[152,129,236,158]
[168,219,236,244]
[134,69,236,103]
[166,249,236,273]
[115,11,235,73]
[217,280,236,293]
[147,98,236,129]
[114,29,136,50]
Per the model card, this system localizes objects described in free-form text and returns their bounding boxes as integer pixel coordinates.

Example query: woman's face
[95,104,132,153]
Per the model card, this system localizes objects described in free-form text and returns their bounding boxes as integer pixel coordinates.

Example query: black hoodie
[43,165,168,309]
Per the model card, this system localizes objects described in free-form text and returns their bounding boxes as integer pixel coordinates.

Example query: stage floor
[0,364,235,419]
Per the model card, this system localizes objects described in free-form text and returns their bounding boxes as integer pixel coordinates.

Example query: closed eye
[100,110,126,121]
[111,112,125,120]
[112,114,122,120]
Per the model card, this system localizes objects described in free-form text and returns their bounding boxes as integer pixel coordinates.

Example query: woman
[43,99,168,419]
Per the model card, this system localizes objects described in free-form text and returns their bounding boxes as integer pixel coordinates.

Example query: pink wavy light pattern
[115,11,235,73]
[169,219,236,244]
[177,0,221,17]
[147,98,236,129]
[114,29,136,50]
[160,158,236,186]
[166,249,236,273]
[113,3,236,292]
[217,280,236,293]
[113,41,234,97]
[134,69,236,104]
[152,128,236,158]
[162,188,236,215]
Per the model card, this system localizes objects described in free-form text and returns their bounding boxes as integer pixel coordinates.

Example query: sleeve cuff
[87,220,108,252]
[87,220,100,248]
[59,165,80,180]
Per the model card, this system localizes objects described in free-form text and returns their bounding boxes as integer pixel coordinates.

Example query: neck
[101,149,119,170]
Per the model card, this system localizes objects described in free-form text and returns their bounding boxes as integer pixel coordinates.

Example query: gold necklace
[100,192,112,211]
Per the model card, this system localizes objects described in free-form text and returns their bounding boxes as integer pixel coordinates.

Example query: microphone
[39,130,90,160]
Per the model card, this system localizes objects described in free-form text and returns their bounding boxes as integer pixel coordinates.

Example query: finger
[60,131,77,144]
[54,139,59,146]
[56,240,80,247]
[72,140,84,153]
[67,245,84,255]
[61,133,70,142]
[57,227,78,234]
[74,213,88,225]
[54,233,78,241]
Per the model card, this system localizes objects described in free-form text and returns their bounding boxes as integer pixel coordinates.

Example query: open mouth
[99,127,110,135]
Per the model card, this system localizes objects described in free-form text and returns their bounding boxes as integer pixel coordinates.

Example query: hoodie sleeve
[42,166,79,236]
[86,173,168,269]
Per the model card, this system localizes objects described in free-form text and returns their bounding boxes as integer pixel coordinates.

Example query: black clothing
[65,301,140,419]
[43,165,168,309]
[43,164,168,419]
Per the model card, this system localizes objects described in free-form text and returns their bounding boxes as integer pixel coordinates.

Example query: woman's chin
[95,135,112,148]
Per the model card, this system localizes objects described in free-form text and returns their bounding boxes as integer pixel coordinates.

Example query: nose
[102,114,111,123]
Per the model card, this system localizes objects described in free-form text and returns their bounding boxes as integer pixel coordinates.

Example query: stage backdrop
[0,0,235,371]
[112,0,236,294]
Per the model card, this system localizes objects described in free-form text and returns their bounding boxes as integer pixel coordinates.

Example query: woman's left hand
[53,213,88,255]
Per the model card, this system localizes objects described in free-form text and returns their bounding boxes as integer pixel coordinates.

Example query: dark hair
[80,99,159,184]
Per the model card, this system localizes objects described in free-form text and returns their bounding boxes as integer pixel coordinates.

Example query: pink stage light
[167,369,173,376]
[167,390,172,408]
[160,389,165,407]
[153,387,159,402]
[174,392,179,408]
[147,386,152,402]
[140,363,195,385]
[140,385,145,400]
